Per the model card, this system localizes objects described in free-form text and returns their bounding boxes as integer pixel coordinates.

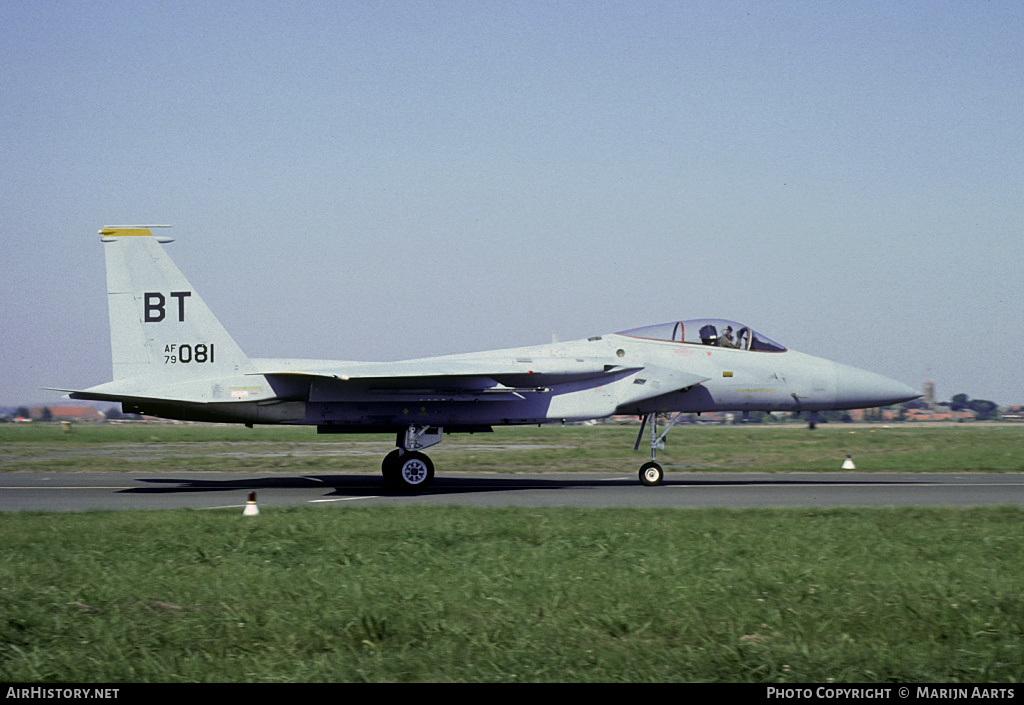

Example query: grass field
[2,505,1023,683]
[1,422,1023,474]
[1,423,1022,682]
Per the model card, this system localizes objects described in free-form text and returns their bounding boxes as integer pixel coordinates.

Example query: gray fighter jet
[62,227,920,489]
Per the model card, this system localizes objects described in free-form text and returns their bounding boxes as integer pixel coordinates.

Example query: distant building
[1003,406,1024,422]
[847,405,976,423]
[29,406,105,422]
[922,380,936,408]
[903,408,976,423]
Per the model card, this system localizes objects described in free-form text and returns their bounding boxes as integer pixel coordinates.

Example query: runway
[3,471,1024,512]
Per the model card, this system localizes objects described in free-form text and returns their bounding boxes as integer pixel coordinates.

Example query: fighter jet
[61,226,920,489]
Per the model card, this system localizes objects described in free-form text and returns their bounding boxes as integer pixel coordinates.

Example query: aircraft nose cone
[834,363,921,409]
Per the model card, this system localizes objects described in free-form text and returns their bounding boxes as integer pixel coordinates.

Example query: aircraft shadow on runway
[121,474,917,498]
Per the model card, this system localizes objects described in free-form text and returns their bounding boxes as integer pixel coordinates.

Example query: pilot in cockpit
[718,325,739,349]
[699,323,740,348]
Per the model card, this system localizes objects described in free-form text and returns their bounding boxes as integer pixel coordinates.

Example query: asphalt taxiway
[2,471,1023,512]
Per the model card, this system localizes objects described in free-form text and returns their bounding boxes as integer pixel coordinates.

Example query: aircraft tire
[395,451,434,490]
[382,449,402,485]
[639,461,664,487]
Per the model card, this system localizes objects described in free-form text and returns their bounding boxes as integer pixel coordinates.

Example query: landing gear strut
[634,412,686,486]
[382,425,442,490]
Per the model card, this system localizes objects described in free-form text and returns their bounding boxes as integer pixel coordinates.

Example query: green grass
[1,422,1022,473]
[3,423,1022,682]
[1,506,1022,682]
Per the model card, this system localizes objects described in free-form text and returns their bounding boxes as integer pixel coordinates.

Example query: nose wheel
[639,461,664,486]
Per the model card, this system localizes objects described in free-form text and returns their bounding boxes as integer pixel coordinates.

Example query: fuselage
[113,328,917,429]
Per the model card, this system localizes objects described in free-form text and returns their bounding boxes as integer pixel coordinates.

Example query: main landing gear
[382,419,686,490]
[382,425,442,491]
[634,412,687,486]
[382,449,434,489]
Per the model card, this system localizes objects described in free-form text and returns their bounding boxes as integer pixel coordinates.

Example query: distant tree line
[949,394,999,421]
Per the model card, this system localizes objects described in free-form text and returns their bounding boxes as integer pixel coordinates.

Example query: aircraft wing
[256,356,651,403]
[58,357,709,407]
[256,357,711,405]
[257,356,639,382]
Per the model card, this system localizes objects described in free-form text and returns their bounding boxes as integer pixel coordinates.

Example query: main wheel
[639,461,664,487]
[394,451,434,490]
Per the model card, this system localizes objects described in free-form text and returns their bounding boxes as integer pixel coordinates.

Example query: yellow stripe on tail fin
[99,225,173,241]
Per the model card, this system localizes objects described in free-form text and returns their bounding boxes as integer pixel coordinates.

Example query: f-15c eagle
[61,226,920,489]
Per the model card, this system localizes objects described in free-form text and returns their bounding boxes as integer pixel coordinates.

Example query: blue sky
[2,1,1022,406]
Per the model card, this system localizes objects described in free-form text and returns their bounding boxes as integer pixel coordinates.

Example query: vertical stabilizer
[99,227,254,382]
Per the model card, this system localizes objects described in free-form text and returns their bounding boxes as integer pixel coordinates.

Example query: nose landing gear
[634,412,686,486]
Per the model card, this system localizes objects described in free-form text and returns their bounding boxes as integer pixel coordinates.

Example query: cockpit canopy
[617,319,787,353]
